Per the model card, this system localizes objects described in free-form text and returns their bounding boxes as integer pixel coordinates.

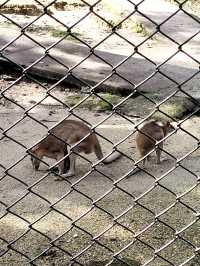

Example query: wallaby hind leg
[156,143,163,164]
[53,152,70,181]
[63,147,70,174]
[51,156,70,174]
[142,157,146,167]
[62,152,76,178]
[147,155,151,161]
[139,149,148,167]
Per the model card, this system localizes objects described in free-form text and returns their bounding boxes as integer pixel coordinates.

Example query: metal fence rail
[0,0,200,265]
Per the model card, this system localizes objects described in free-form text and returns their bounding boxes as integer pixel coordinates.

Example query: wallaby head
[153,120,176,136]
[136,119,176,167]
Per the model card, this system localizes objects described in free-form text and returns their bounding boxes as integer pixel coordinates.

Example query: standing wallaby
[136,119,176,166]
[30,119,121,179]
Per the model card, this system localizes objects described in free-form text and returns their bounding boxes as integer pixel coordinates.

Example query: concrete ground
[0,0,200,97]
[0,80,200,265]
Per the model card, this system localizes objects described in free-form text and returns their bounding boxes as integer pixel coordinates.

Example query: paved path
[0,0,199,98]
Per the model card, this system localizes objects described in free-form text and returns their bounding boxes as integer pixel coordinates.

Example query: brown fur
[30,119,121,178]
[136,120,175,166]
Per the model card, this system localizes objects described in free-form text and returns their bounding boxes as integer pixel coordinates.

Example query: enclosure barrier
[0,0,200,265]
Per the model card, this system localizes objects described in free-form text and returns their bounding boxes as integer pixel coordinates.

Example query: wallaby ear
[169,121,178,130]
[154,120,165,127]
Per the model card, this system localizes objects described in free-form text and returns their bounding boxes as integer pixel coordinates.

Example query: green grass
[65,93,120,112]
[65,93,195,120]
[100,0,149,35]
[0,4,43,16]
[49,29,82,39]
[54,0,86,10]
[107,19,122,30]
[0,20,82,41]
[22,25,82,40]
[153,102,186,121]
[152,97,195,121]
[130,20,149,37]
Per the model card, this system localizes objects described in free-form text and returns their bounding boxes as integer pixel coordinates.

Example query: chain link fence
[0,0,200,265]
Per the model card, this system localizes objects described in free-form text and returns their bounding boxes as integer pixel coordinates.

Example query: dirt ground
[0,76,200,266]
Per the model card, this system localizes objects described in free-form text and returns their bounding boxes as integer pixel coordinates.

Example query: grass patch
[0,21,81,41]
[65,93,195,119]
[54,0,86,10]
[100,0,149,35]
[0,4,43,16]
[152,97,195,121]
[130,20,149,37]
[25,25,82,40]
[49,28,82,39]
[65,93,120,112]
[100,0,124,29]
[106,19,122,30]
[153,102,186,120]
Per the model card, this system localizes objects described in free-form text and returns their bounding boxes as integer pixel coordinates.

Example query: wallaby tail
[94,139,121,164]
[102,151,121,164]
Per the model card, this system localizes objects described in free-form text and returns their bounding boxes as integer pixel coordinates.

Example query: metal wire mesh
[0,0,200,265]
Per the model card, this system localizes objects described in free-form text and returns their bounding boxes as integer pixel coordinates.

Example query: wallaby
[30,119,121,179]
[136,119,176,166]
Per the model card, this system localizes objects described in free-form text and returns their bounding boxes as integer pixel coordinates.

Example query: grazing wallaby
[30,119,121,179]
[136,119,176,166]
